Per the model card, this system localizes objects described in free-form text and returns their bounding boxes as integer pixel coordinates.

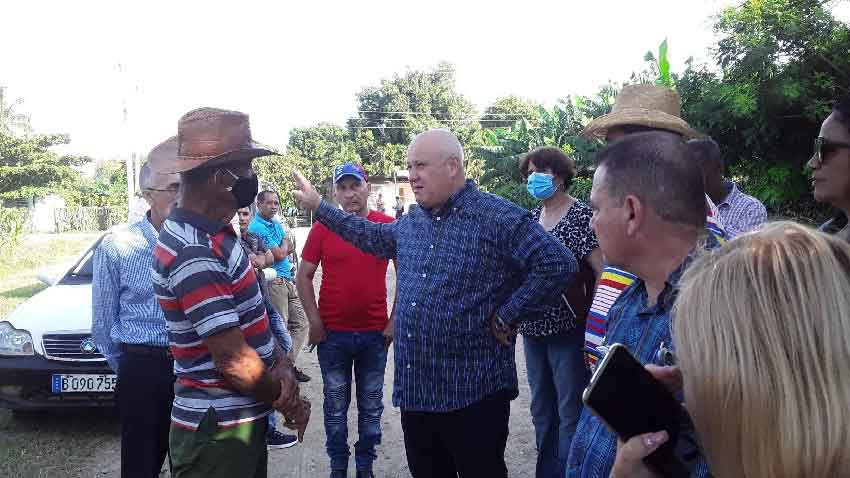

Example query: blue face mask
[527,172,557,200]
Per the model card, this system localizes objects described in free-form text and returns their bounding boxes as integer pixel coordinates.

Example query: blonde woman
[611,222,850,478]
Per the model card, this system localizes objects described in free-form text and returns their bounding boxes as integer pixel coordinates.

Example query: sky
[3,0,850,161]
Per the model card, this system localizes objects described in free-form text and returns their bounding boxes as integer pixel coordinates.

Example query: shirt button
[429,244,434,249]
[411,302,416,307]
[407,333,412,338]
[406,364,411,369]
[421,273,427,278]
[436,217,441,221]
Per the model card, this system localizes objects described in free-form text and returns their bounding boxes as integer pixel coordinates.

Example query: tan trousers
[266,279,309,363]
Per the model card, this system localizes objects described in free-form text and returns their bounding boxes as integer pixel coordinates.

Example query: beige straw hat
[581,84,701,140]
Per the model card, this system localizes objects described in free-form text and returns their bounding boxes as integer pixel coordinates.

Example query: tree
[347,62,478,146]
[62,160,127,208]
[678,0,850,216]
[0,131,87,201]
[482,96,541,128]
[0,86,32,136]
[286,122,360,190]
[254,152,306,209]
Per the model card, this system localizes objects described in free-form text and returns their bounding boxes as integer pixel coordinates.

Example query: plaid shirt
[314,180,576,412]
[716,181,767,238]
[152,208,275,430]
[568,259,710,478]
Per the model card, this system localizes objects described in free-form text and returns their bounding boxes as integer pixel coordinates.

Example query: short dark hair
[519,147,577,188]
[257,190,279,203]
[686,137,724,171]
[595,131,706,228]
[833,96,850,132]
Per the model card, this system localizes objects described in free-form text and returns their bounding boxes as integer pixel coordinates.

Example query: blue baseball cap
[333,163,368,184]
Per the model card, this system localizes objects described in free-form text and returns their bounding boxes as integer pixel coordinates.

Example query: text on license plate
[51,374,117,393]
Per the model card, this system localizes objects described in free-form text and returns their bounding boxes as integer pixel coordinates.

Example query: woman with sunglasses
[808,96,850,242]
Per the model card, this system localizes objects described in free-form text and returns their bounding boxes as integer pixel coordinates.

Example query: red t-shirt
[301,210,395,332]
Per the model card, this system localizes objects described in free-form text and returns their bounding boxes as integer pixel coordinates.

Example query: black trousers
[117,351,175,478]
[400,389,512,478]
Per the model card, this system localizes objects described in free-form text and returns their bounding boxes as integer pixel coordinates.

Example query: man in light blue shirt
[249,190,311,382]
[91,140,180,478]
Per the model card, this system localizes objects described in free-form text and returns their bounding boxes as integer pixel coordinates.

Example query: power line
[355,110,534,117]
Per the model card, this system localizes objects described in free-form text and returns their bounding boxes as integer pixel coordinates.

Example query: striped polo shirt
[152,208,274,430]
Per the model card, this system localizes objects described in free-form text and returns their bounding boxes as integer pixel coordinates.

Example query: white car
[0,234,116,411]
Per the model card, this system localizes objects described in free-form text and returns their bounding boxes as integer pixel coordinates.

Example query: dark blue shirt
[567,259,710,478]
[314,180,576,412]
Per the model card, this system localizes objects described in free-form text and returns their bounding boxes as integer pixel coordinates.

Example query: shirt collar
[635,256,692,317]
[138,212,159,247]
[253,213,277,228]
[170,207,232,236]
[428,180,478,218]
[719,181,740,207]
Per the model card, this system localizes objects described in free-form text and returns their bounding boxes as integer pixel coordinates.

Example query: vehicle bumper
[0,354,115,409]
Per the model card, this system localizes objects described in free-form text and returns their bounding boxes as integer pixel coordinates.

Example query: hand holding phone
[582,343,700,478]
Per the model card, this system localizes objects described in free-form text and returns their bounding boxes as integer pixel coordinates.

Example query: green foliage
[570,177,593,202]
[641,39,674,87]
[0,132,88,201]
[485,180,536,211]
[677,0,850,219]
[347,62,478,146]
[482,96,541,129]
[0,208,28,254]
[254,153,305,209]
[61,160,127,208]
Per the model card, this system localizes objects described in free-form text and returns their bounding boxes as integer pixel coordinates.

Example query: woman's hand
[610,430,669,478]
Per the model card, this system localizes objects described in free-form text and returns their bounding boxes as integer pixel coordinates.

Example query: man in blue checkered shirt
[92,144,180,478]
[293,129,577,478]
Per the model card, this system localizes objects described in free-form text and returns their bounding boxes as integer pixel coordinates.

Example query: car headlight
[0,321,34,356]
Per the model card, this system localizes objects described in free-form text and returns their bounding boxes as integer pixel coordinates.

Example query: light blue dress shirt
[91,215,168,373]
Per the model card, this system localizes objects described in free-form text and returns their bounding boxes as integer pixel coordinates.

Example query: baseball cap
[333,163,368,184]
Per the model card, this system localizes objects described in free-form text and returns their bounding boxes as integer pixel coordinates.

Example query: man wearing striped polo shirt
[150,108,310,478]
[92,145,180,478]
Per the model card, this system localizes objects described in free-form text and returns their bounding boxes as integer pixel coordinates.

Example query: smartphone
[582,343,698,478]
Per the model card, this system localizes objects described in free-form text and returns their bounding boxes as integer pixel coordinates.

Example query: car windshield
[58,238,102,285]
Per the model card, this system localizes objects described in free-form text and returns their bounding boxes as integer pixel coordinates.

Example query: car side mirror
[36,268,57,286]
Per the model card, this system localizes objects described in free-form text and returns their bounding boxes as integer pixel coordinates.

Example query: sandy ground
[12,227,540,477]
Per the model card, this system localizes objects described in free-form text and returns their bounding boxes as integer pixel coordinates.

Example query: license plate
[51,374,117,393]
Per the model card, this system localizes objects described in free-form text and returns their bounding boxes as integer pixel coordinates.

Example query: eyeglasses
[811,137,850,167]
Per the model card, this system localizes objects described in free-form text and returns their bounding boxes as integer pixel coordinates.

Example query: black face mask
[222,168,259,208]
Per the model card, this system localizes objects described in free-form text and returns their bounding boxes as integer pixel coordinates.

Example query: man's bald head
[407,129,467,210]
[139,163,180,192]
[408,129,465,170]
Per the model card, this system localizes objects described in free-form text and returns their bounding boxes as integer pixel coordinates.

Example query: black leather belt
[122,343,173,359]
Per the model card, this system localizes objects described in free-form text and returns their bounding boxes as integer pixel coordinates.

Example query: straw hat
[581,84,701,140]
[148,107,275,174]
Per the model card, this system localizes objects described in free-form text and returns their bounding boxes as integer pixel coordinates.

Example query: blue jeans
[523,325,590,478]
[317,331,388,471]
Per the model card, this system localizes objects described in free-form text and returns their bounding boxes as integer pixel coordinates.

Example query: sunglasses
[812,137,850,167]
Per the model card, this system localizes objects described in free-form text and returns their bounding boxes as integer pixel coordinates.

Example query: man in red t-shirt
[295,162,395,478]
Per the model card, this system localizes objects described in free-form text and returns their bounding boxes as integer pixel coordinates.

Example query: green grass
[0,233,98,320]
[0,409,120,478]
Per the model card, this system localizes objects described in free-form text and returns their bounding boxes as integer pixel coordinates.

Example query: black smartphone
[582,343,698,478]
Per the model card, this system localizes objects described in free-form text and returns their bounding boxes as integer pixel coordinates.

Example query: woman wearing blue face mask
[519,147,604,478]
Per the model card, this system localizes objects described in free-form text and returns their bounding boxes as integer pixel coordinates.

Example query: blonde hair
[673,222,850,477]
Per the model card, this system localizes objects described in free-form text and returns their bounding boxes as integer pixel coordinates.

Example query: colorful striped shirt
[152,208,275,430]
